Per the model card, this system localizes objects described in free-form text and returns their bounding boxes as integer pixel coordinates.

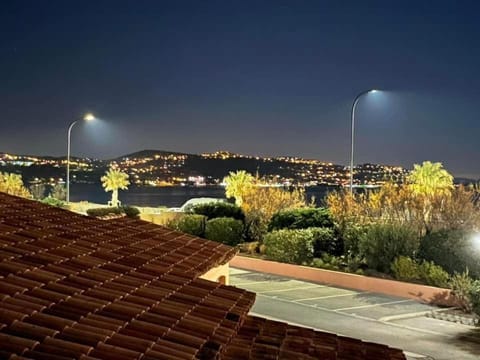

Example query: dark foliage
[204,217,244,246]
[419,230,480,279]
[268,207,334,231]
[191,202,245,222]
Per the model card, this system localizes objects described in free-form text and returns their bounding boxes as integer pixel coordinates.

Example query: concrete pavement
[230,267,480,360]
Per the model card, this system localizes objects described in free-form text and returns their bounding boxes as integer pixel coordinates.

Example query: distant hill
[454,177,478,185]
[112,149,191,161]
[1,148,411,186]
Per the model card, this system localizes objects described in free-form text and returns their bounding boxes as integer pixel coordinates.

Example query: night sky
[1,1,479,178]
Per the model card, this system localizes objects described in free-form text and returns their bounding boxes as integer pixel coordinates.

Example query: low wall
[230,256,457,306]
[139,211,182,226]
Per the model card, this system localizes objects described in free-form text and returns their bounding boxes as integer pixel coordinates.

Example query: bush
[263,229,315,264]
[359,223,419,273]
[311,253,343,271]
[470,281,480,317]
[86,206,140,218]
[419,230,480,279]
[86,207,124,217]
[123,205,140,218]
[308,227,339,256]
[342,224,370,256]
[391,256,420,282]
[191,202,245,222]
[450,271,474,312]
[268,208,334,231]
[391,256,450,287]
[204,217,244,246]
[41,197,65,208]
[171,214,206,237]
[418,261,450,288]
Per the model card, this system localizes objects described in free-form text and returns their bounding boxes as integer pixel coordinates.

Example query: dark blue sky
[1,1,479,177]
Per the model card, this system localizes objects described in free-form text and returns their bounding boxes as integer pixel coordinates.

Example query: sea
[69,183,338,208]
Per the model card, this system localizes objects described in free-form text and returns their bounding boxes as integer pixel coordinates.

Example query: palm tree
[0,172,31,198]
[101,168,130,207]
[50,183,66,201]
[224,170,255,206]
[408,161,454,198]
[407,161,454,233]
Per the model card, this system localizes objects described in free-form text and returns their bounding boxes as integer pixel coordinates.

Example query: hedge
[86,206,140,218]
[204,217,244,246]
[263,229,315,264]
[191,202,245,222]
[171,214,206,237]
[268,207,334,231]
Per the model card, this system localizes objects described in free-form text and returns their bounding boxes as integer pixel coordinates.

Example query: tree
[407,161,454,233]
[50,183,66,201]
[101,168,130,207]
[0,172,31,198]
[242,186,307,240]
[408,161,454,198]
[30,183,46,200]
[224,170,255,206]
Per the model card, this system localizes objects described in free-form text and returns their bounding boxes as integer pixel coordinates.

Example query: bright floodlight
[84,113,95,121]
[472,233,480,251]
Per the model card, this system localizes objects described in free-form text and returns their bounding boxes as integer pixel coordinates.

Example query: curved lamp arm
[350,90,378,194]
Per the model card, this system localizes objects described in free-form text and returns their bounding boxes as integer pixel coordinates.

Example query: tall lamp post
[350,89,378,195]
[67,113,95,203]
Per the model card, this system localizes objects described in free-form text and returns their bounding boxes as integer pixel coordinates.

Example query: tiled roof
[0,192,405,359]
[223,316,406,360]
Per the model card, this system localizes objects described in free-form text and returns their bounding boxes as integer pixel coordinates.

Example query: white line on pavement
[230,280,272,286]
[335,299,413,311]
[256,293,451,337]
[295,292,362,302]
[259,284,322,293]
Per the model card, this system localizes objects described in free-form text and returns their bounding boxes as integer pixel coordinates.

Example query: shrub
[392,257,450,287]
[41,197,65,208]
[342,224,370,256]
[86,206,140,218]
[309,227,339,256]
[419,229,480,279]
[86,207,124,217]
[391,256,420,282]
[263,229,315,264]
[268,208,334,231]
[418,260,450,288]
[470,281,480,317]
[122,206,140,218]
[191,202,245,222]
[359,223,419,273]
[171,214,206,237]
[450,271,474,312]
[311,254,343,271]
[242,186,307,241]
[204,217,244,246]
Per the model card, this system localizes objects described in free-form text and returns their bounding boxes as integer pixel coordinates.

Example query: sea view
[69,183,335,208]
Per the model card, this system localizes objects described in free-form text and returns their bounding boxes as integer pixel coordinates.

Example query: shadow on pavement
[451,327,480,356]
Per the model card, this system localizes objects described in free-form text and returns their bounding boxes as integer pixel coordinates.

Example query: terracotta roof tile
[0,192,405,359]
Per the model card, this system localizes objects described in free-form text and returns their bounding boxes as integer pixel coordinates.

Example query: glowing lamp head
[369,89,379,94]
[83,113,95,121]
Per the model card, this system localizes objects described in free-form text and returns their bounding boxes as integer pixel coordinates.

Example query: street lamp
[66,113,95,202]
[350,89,378,195]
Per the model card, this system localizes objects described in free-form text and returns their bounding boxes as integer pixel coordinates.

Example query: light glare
[84,113,95,121]
[472,233,480,250]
